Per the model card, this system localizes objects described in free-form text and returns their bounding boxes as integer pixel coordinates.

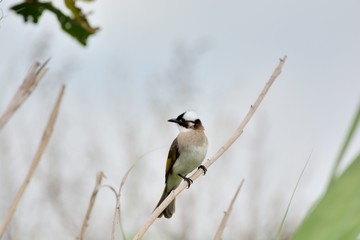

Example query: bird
[155,111,208,218]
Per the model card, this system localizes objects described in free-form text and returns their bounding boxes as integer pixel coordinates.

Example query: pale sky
[1,0,359,239]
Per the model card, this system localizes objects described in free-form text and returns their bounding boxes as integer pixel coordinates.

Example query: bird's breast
[172,145,207,176]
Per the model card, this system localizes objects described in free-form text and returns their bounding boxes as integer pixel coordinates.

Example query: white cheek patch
[177,125,192,132]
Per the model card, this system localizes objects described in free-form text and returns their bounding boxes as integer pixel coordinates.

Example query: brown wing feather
[165,138,180,182]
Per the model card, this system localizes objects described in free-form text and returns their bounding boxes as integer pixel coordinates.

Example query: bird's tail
[155,187,175,218]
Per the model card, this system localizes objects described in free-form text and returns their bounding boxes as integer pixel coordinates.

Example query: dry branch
[214,179,245,240]
[0,85,66,239]
[112,162,137,240]
[133,56,287,240]
[0,59,50,130]
[77,171,106,240]
[76,164,137,240]
[77,148,157,240]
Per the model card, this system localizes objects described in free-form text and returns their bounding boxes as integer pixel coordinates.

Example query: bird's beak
[168,118,179,124]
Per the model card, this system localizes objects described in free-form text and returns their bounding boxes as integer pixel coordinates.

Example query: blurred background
[0,0,359,239]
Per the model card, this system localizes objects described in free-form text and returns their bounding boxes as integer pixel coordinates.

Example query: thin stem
[77,171,106,240]
[274,150,312,240]
[0,85,65,238]
[112,163,136,240]
[214,179,245,240]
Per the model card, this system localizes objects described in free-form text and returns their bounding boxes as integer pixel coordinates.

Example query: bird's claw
[178,174,193,188]
[198,165,207,175]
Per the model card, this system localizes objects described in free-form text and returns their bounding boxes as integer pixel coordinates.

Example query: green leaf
[10,1,99,46]
[292,153,360,240]
[11,1,46,23]
[63,0,99,34]
[329,104,360,185]
[293,105,360,239]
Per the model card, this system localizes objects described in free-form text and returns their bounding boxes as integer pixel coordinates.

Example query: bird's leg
[178,174,193,188]
[198,165,207,175]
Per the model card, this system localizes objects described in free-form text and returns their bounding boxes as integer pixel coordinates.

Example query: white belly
[172,145,207,176]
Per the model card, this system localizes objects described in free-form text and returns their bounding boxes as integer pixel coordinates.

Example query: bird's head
[168,111,204,132]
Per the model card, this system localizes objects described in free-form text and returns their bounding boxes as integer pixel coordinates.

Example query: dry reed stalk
[111,163,137,240]
[78,148,156,240]
[214,179,245,240]
[133,56,287,240]
[77,171,106,240]
[110,148,164,239]
[0,59,50,130]
[0,85,66,239]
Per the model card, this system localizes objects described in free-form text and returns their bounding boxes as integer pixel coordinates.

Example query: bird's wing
[165,138,180,182]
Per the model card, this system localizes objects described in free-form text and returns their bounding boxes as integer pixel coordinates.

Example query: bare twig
[133,56,287,240]
[111,163,137,240]
[111,198,122,240]
[0,85,65,239]
[77,147,162,240]
[111,147,164,240]
[0,59,50,130]
[75,165,136,240]
[77,165,136,240]
[214,179,245,240]
[111,161,137,240]
[77,171,106,240]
